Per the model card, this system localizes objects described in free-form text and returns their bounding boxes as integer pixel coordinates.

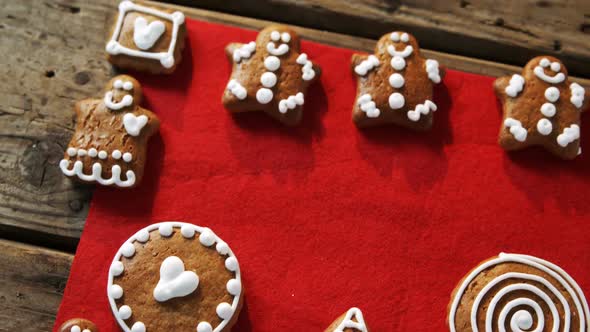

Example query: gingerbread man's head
[103,75,143,111]
[256,25,301,56]
[375,31,422,63]
[523,56,568,86]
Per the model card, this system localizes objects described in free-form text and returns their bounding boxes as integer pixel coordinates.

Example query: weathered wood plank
[0,239,73,331]
[166,0,590,78]
[1,0,589,251]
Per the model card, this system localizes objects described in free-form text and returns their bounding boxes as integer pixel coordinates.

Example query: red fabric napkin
[54,18,590,332]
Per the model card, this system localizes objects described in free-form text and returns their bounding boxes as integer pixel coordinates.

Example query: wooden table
[0,0,588,330]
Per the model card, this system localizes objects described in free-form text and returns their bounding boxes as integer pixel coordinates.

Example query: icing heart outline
[123,113,148,137]
[153,256,199,302]
[133,16,166,50]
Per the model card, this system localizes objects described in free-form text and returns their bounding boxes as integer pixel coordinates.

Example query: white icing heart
[153,256,199,302]
[133,17,166,50]
[123,113,148,136]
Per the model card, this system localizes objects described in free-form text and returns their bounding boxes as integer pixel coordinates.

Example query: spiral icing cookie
[325,307,369,332]
[107,222,243,332]
[448,253,590,332]
[59,318,97,332]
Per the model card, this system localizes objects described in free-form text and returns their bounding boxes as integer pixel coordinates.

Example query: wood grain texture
[166,0,590,78]
[1,0,589,251]
[0,239,73,331]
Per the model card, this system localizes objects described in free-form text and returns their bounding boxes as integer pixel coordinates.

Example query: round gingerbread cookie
[59,318,97,332]
[107,222,243,332]
[448,252,589,332]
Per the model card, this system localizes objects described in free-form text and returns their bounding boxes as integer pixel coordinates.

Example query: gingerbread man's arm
[225,41,257,64]
[134,107,160,138]
[351,53,380,76]
[424,59,444,84]
[494,74,525,100]
[569,82,588,112]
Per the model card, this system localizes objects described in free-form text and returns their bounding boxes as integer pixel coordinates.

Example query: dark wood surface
[0,0,588,330]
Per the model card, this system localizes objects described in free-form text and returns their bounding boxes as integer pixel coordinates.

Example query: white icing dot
[550,62,561,72]
[389,92,405,109]
[71,326,81,332]
[513,310,533,330]
[389,73,405,88]
[270,31,280,41]
[111,261,124,276]
[181,225,195,238]
[112,150,122,159]
[540,103,556,117]
[159,223,173,237]
[119,305,132,320]
[216,241,229,255]
[88,148,98,158]
[135,229,150,243]
[260,72,277,88]
[130,322,145,332]
[225,256,238,271]
[536,118,553,135]
[98,150,108,159]
[390,32,400,42]
[199,230,216,247]
[391,56,406,70]
[123,81,134,91]
[544,86,560,102]
[197,322,213,332]
[281,32,291,43]
[122,152,132,162]
[110,284,124,299]
[256,88,273,104]
[227,278,241,295]
[216,302,233,320]
[401,33,409,43]
[540,58,550,67]
[67,147,77,156]
[82,329,90,332]
[264,56,280,71]
[121,242,135,258]
[77,149,87,157]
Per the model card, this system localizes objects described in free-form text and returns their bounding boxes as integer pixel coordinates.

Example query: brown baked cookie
[448,253,590,332]
[107,222,243,332]
[495,56,587,159]
[106,1,186,74]
[325,307,369,332]
[59,75,159,188]
[222,25,321,126]
[351,31,445,130]
[58,318,97,332]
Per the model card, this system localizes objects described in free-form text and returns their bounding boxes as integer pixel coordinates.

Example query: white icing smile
[534,58,565,84]
[104,80,134,110]
[153,256,199,302]
[387,44,413,58]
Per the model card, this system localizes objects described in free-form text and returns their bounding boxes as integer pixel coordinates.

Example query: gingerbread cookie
[351,31,444,130]
[448,253,590,332]
[59,75,159,188]
[223,25,321,126]
[495,56,587,159]
[107,222,243,332]
[106,1,186,74]
[59,318,97,332]
[325,307,369,332]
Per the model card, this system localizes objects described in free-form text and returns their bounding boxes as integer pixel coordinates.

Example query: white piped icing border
[448,253,590,332]
[107,221,242,332]
[60,160,135,187]
[106,1,185,69]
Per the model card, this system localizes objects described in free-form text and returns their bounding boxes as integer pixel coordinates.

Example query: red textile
[54,18,590,332]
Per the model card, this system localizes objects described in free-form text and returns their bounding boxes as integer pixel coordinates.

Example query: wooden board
[167,0,590,78]
[1,0,589,250]
[0,239,73,331]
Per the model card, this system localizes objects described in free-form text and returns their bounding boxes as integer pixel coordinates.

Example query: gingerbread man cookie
[59,75,159,188]
[107,222,243,332]
[58,318,97,332]
[448,253,590,332]
[223,25,321,126]
[106,1,186,74]
[325,307,369,332]
[495,56,587,159]
[351,31,444,130]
